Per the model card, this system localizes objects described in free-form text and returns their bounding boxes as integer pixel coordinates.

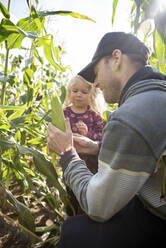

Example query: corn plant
[112,0,166,74]
[0,0,95,246]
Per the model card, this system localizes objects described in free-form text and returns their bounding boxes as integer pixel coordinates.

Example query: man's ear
[112,49,122,68]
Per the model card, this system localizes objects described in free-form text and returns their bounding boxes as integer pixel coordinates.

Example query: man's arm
[61,119,156,222]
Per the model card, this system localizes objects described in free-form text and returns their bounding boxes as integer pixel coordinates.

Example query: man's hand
[47,118,73,155]
[73,133,99,155]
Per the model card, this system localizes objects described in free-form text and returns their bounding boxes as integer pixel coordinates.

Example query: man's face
[94,56,121,104]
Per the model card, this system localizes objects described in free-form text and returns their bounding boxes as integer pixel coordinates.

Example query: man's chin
[103,95,117,104]
[104,97,118,104]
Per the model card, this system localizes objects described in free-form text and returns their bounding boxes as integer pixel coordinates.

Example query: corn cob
[50,91,76,215]
[50,91,76,214]
[51,90,65,132]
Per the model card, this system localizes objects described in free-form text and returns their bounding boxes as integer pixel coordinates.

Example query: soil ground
[0,184,62,248]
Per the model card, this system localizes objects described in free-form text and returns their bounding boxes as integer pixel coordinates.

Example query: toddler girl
[63,75,104,216]
[64,75,104,142]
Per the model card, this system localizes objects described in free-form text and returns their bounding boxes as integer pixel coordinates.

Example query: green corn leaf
[154,29,166,74]
[0,108,8,122]
[38,10,95,22]
[23,68,34,85]
[0,2,10,19]
[26,0,30,8]
[34,47,44,64]
[27,136,43,145]
[15,26,39,38]
[17,145,69,205]
[112,0,119,25]
[0,72,15,83]
[0,18,19,42]
[0,136,16,151]
[5,189,35,232]
[10,115,28,127]
[0,105,27,125]
[154,29,165,64]
[36,35,63,71]
[0,124,10,131]
[1,15,45,49]
[8,108,26,121]
[0,104,27,111]
[102,110,112,124]
[17,16,45,35]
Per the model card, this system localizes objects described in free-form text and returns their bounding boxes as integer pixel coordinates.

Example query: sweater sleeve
[61,119,156,222]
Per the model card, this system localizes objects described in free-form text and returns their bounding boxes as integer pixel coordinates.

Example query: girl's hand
[47,118,73,155]
[76,121,88,136]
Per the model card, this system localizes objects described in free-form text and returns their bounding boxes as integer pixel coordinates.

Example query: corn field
[0,0,166,247]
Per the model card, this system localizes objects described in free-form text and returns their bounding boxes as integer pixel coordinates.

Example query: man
[47,32,166,247]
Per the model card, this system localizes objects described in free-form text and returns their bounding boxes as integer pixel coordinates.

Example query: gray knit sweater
[60,68,166,222]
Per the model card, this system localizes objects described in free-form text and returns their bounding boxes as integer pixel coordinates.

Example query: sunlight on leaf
[0,104,27,111]
[112,0,118,25]
[8,108,26,121]
[0,2,10,19]
[38,10,95,22]
[37,35,63,71]
[154,29,166,73]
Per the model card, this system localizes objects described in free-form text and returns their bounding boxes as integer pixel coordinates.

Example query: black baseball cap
[78,32,150,83]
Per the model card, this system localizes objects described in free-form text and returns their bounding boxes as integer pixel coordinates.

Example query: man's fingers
[47,123,55,136]
[65,118,72,133]
[73,133,82,137]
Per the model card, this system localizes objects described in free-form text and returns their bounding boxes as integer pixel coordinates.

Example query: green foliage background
[0,0,95,245]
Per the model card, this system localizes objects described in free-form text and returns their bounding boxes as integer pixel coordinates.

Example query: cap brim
[78,60,97,83]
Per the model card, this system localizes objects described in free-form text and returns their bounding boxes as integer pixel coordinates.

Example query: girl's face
[70,79,90,110]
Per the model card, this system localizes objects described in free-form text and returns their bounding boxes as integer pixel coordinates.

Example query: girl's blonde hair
[63,75,103,114]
